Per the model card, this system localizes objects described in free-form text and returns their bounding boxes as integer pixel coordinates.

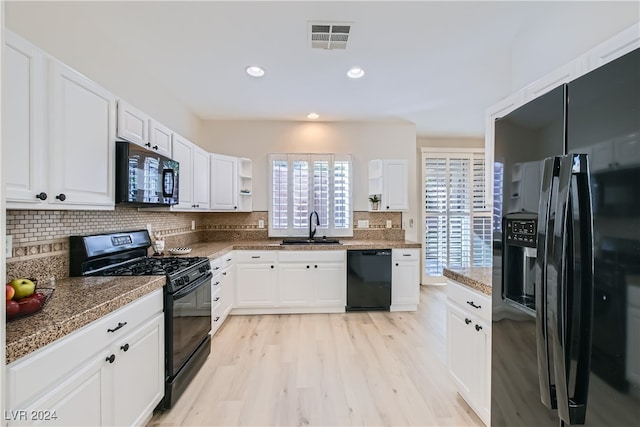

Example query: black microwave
[115,141,179,206]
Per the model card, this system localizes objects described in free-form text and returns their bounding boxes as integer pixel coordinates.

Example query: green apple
[9,278,35,299]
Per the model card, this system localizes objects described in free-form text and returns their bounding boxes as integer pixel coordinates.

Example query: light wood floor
[148,286,483,427]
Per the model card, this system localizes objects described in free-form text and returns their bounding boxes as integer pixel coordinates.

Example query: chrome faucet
[309,210,320,240]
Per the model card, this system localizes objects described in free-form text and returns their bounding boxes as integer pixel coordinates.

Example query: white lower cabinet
[6,290,164,427]
[234,251,278,308]
[210,254,235,336]
[391,248,420,311]
[446,279,490,426]
[278,251,346,310]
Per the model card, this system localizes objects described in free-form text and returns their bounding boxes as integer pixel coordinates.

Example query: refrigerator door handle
[535,156,560,410]
[550,154,594,425]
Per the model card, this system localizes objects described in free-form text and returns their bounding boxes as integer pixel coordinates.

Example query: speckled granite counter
[170,239,421,259]
[443,267,492,296]
[5,276,165,364]
[6,238,420,364]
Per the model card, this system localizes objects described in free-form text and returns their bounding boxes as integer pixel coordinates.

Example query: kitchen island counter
[443,267,492,296]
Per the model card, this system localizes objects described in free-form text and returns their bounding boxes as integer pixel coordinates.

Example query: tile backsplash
[5,208,405,282]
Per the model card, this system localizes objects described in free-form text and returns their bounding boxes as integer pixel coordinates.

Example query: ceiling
[6,1,639,136]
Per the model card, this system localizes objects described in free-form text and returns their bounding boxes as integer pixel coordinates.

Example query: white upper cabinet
[192,145,210,210]
[116,100,148,147]
[148,119,172,158]
[4,31,115,210]
[171,134,194,210]
[3,31,47,206]
[171,134,209,211]
[49,60,117,208]
[210,153,238,211]
[369,159,409,211]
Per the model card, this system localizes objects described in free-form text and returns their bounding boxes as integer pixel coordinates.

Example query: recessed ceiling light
[306,113,319,119]
[347,67,365,79]
[245,66,265,77]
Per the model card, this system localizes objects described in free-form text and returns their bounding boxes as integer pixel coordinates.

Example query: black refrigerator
[492,48,640,426]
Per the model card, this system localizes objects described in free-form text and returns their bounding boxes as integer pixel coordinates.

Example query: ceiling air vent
[309,22,352,50]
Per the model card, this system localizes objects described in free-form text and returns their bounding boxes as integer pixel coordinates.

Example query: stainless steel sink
[281,238,341,245]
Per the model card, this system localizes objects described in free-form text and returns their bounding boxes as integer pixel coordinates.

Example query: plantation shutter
[423,150,491,278]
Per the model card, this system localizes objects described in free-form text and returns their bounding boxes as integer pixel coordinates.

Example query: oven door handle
[171,272,213,300]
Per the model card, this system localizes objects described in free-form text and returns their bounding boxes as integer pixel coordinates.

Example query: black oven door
[165,274,212,378]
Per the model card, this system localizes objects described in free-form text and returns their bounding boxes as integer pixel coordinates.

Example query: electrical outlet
[357,220,369,228]
[6,235,13,258]
[258,220,265,228]
[386,220,392,228]
[191,220,196,230]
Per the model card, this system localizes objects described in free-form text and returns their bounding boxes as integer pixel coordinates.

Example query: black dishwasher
[346,250,392,311]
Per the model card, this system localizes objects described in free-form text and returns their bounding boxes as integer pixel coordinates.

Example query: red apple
[6,300,20,319]
[17,296,42,315]
[31,292,47,306]
[6,284,15,300]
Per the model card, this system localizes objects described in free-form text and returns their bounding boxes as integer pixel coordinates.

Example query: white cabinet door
[192,146,210,210]
[446,301,475,398]
[210,153,238,210]
[313,262,346,306]
[49,60,116,208]
[3,31,47,205]
[148,119,172,158]
[12,354,108,427]
[171,134,194,209]
[236,263,277,307]
[382,159,409,211]
[117,100,148,147]
[278,263,313,306]
[392,249,419,310]
[112,314,164,427]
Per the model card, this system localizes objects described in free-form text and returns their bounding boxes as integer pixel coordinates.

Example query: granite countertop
[443,267,492,296]
[6,238,420,364]
[5,276,165,364]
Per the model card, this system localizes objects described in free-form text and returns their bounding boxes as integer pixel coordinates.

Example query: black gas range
[69,230,213,409]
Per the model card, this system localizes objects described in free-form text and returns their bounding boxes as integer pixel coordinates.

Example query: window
[422,149,491,280]
[269,153,352,237]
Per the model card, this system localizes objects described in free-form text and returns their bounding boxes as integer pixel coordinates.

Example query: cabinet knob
[234,206,238,210]
[35,192,48,200]
[214,316,220,322]
[145,142,152,147]
[56,193,66,201]
[475,324,483,332]
[120,343,130,352]
[307,265,310,269]
[153,145,159,150]
[213,281,220,286]
[105,354,116,364]
[465,318,471,325]
[386,206,390,209]
[314,265,318,268]
[395,263,399,266]
[213,297,220,302]
[270,265,274,269]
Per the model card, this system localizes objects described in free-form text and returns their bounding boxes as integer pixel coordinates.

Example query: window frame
[268,153,353,238]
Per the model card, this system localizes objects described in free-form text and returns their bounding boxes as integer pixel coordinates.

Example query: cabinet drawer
[210,257,222,275]
[279,250,345,263]
[220,252,234,268]
[446,279,491,322]
[7,289,163,408]
[392,248,419,261]
[236,251,277,263]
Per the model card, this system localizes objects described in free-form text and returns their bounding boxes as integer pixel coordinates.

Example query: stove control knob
[183,275,190,283]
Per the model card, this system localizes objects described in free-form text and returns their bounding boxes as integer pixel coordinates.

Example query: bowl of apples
[5,278,54,321]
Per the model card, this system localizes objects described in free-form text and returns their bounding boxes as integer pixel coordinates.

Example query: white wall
[4,2,202,143]
[510,2,639,92]
[201,120,419,242]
